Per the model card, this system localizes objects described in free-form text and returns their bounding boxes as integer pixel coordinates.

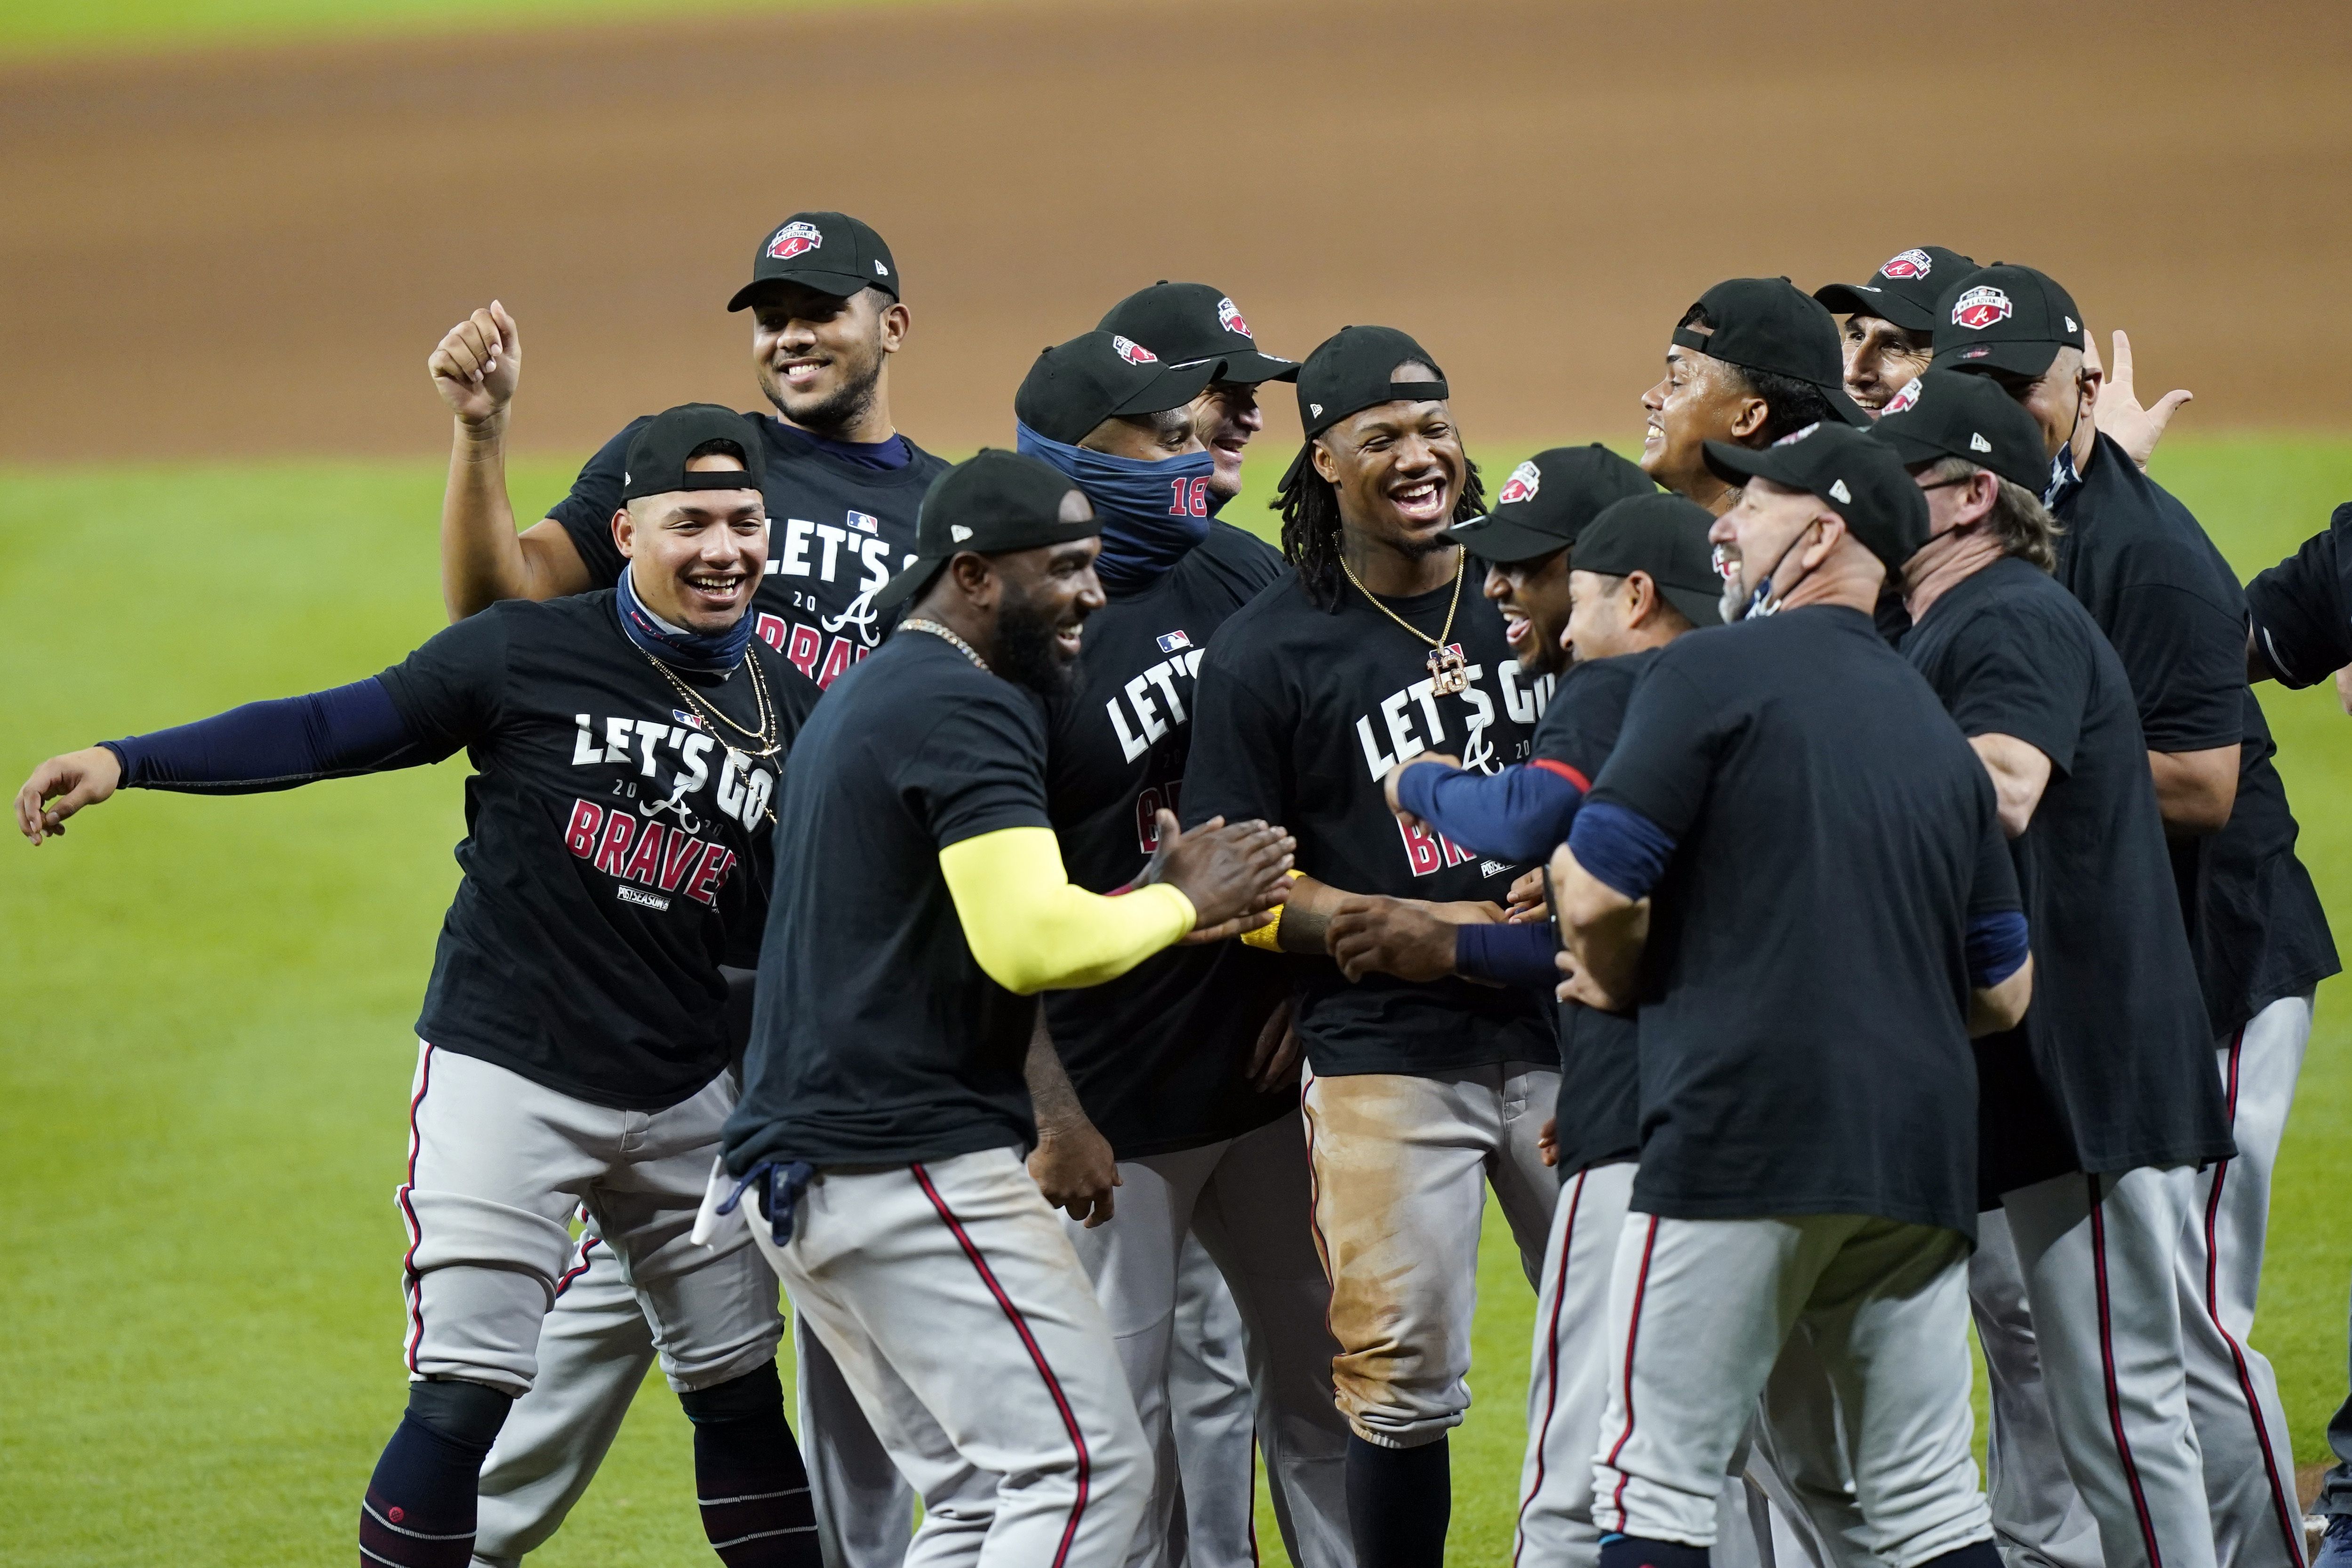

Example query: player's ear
[613,505,635,560]
[1624,571,1658,628]
[1309,437,1341,486]
[1726,393,1771,443]
[879,299,912,353]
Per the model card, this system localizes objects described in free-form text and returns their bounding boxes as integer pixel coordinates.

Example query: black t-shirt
[1043,524,1295,1158]
[1588,607,2019,1239]
[376,592,818,1110]
[2055,435,2337,1033]
[2247,501,2352,689]
[1181,569,1552,1076]
[550,413,950,691]
[1903,558,2233,1195]
[725,633,1055,1171]
[1530,650,1655,1175]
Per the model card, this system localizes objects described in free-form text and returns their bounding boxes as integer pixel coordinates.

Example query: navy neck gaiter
[1015,419,1217,596]
[616,561,753,674]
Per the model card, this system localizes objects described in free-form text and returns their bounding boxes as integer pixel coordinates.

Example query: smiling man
[721,449,1298,1568]
[1812,246,1977,412]
[1098,279,1299,511]
[18,407,826,1568]
[1181,327,1552,1568]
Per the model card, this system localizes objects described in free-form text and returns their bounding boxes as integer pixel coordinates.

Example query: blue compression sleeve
[100,677,423,794]
[1566,801,1678,902]
[1455,920,1561,990]
[1966,910,2031,987]
[1394,758,1590,864]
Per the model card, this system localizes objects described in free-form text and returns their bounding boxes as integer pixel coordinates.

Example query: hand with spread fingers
[428,299,522,427]
[2090,328,2190,470]
[15,746,122,846]
[1135,810,1296,937]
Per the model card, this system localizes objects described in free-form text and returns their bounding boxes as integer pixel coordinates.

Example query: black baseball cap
[1281,325,1449,488]
[1702,422,1929,573]
[1570,493,1727,629]
[621,404,768,502]
[1930,263,2086,379]
[1813,246,1978,334]
[1098,281,1299,384]
[1673,278,1870,427]
[874,449,1098,613]
[1449,444,1655,565]
[1013,330,1224,446]
[727,211,900,311]
[1867,370,2049,493]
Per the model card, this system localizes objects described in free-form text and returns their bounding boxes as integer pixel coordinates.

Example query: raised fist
[428,300,520,426]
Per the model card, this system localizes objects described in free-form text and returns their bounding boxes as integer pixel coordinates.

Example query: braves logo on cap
[1216,297,1252,339]
[1880,248,1935,281]
[1951,286,2013,331]
[766,221,824,261]
[1112,334,1158,366]
[1496,460,1542,505]
[1773,422,1823,447]
[1883,378,1924,415]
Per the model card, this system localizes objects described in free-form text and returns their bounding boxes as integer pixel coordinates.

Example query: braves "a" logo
[1951,286,2013,331]
[1497,460,1542,505]
[1883,377,1924,414]
[1217,296,1252,339]
[1880,248,1934,281]
[766,221,823,261]
[1112,334,1158,366]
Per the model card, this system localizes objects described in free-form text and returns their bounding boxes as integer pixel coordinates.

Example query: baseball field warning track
[2,0,2347,465]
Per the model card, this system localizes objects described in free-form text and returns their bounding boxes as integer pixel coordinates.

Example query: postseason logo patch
[1496,460,1542,505]
[1883,377,1924,415]
[1951,286,2013,331]
[1217,297,1252,339]
[1880,247,1934,281]
[1773,422,1822,447]
[766,221,824,261]
[848,509,879,535]
[1112,334,1159,366]
[1156,629,1192,653]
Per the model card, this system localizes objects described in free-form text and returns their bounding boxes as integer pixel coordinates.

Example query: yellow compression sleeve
[937,826,1197,995]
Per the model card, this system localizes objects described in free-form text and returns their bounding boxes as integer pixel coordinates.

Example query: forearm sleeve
[938,826,1197,995]
[1395,759,1587,863]
[99,677,426,794]
[1455,920,1561,990]
[1566,800,1678,902]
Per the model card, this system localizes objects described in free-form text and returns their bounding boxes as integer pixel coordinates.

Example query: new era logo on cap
[1309,402,1323,416]
[1952,287,2013,330]
[767,221,823,261]
[1829,479,1852,503]
[1881,248,1935,280]
[1216,297,1252,339]
[1156,630,1192,653]
[951,524,974,541]
[2064,315,2078,333]
[1112,335,1158,366]
[1497,461,1542,505]
[1970,432,1993,453]
[876,260,889,276]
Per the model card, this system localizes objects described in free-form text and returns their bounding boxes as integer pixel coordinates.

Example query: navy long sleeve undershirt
[1454,920,1560,990]
[99,677,427,793]
[1392,757,1590,864]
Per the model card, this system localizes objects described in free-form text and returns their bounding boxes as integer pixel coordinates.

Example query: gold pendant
[1428,645,1470,696]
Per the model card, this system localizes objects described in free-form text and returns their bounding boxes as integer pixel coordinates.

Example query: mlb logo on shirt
[672,709,705,730]
[848,510,879,535]
[1156,630,1192,653]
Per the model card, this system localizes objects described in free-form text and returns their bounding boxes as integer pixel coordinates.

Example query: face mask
[617,559,752,673]
[2041,374,2089,509]
[1738,518,1821,621]
[1016,420,1215,596]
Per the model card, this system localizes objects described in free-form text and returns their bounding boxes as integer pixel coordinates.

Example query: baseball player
[1340,481,1735,1568]
[16,408,823,1568]
[1935,264,2338,1568]
[426,210,937,1566]
[1008,322,1354,1568]
[1813,246,1976,412]
[1876,369,2237,1568]
[1178,326,1554,1568]
[1551,420,2032,1568]
[720,449,1296,1567]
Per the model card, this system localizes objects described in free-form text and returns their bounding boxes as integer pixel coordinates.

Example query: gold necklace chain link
[642,649,784,762]
[899,617,992,673]
[1339,545,1465,651]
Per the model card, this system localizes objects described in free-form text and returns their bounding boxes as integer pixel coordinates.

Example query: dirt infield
[3,0,2347,466]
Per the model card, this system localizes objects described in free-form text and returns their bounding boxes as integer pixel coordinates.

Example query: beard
[1720,568,1750,625]
[762,338,884,437]
[994,585,1080,700]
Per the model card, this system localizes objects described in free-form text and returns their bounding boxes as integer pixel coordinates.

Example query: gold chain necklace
[1339,546,1470,694]
[642,650,785,764]
[900,617,992,673]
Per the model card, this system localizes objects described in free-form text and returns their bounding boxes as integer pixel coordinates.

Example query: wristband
[1239,869,1307,951]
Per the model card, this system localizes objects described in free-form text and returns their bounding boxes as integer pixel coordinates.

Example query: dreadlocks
[1274,450,1487,608]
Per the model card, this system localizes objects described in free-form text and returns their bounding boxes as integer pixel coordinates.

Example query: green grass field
[3,439,2351,1566]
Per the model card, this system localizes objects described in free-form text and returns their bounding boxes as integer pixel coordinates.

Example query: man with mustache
[427,217,941,1565]
[1182,327,1551,1568]
[721,449,1297,1568]
[19,408,826,1568]
[1935,264,2337,1568]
